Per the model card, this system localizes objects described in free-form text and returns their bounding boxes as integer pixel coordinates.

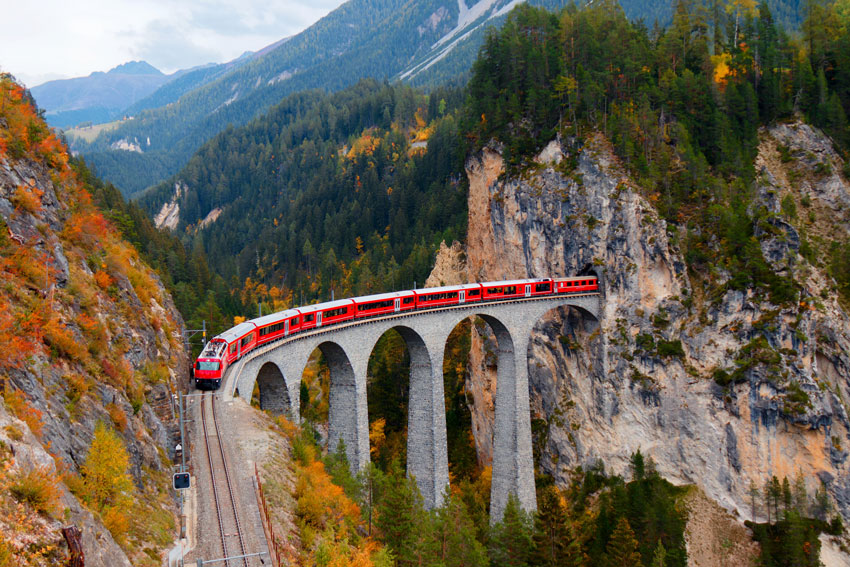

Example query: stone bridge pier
[228,295,600,521]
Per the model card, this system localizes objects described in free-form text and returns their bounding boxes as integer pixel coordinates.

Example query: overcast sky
[1,0,347,88]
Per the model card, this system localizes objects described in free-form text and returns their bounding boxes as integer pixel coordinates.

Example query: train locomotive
[192,276,598,389]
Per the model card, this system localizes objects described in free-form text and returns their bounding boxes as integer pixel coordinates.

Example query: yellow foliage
[296,459,361,530]
[103,506,129,545]
[0,535,12,567]
[369,418,386,458]
[80,422,134,514]
[346,130,382,159]
[711,52,733,87]
[234,315,246,325]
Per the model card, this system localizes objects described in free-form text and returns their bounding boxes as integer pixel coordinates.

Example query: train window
[198,361,220,371]
[403,297,414,304]
[468,289,480,296]
[535,283,550,292]
[325,306,351,318]
[488,287,503,294]
[505,286,516,294]
[229,343,237,354]
[292,317,300,325]
[241,333,253,348]
[304,314,314,322]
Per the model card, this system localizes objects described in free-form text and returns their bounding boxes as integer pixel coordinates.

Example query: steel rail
[211,394,249,567]
[201,393,249,566]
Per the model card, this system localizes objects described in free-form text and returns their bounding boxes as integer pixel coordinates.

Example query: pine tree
[375,460,426,562]
[604,517,643,567]
[532,485,582,566]
[432,495,489,567]
[489,494,534,567]
[650,540,667,567]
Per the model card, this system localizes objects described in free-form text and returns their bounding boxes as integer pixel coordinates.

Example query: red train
[193,276,598,389]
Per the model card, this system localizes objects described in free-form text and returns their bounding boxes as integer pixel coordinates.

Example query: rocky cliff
[450,125,850,524]
[0,77,186,566]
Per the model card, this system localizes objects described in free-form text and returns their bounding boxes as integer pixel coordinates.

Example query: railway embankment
[181,392,286,566]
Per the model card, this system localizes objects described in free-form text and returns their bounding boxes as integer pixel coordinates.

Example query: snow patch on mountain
[400,0,527,81]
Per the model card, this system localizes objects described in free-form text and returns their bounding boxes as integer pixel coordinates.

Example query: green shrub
[657,339,685,358]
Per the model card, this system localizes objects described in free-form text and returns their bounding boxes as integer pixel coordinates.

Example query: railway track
[200,392,250,567]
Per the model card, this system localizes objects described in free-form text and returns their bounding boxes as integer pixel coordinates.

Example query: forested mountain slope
[0,73,187,566]
[72,0,571,197]
[139,79,468,308]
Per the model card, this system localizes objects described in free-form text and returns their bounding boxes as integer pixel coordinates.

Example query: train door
[525,284,531,297]
[394,298,400,312]
[284,319,290,337]
[317,312,323,328]
[459,290,466,304]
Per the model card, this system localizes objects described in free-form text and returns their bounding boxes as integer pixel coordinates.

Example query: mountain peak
[107,61,163,76]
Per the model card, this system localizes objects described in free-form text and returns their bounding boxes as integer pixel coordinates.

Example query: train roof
[479,278,552,287]
[252,309,300,327]
[297,299,356,314]
[354,290,415,303]
[415,283,481,294]
[218,321,257,342]
[554,275,597,280]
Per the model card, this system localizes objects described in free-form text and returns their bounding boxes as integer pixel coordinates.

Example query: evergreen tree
[604,517,643,567]
[650,540,667,567]
[489,494,534,567]
[532,485,582,566]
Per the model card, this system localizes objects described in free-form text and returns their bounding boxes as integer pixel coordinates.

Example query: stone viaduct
[222,293,600,521]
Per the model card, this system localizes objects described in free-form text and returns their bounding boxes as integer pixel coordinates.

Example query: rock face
[458,129,850,522]
[425,240,468,287]
[0,148,186,564]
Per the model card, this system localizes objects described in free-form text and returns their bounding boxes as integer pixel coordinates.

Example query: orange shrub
[62,210,111,249]
[11,184,42,214]
[42,316,87,362]
[3,389,43,438]
[9,465,61,516]
[106,403,127,432]
[93,270,113,290]
[76,312,106,355]
[0,304,41,369]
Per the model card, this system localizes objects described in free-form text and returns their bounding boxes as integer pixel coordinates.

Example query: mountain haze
[30,61,173,129]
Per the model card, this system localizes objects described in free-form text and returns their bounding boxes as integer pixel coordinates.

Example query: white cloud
[0,0,346,88]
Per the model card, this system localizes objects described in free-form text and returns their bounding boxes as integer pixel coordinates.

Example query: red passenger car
[354,291,416,318]
[480,279,554,301]
[554,276,598,293]
[297,299,356,330]
[219,321,259,364]
[414,285,462,308]
[255,309,302,346]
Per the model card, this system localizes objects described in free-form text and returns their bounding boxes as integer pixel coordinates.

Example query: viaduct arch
[225,294,600,521]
